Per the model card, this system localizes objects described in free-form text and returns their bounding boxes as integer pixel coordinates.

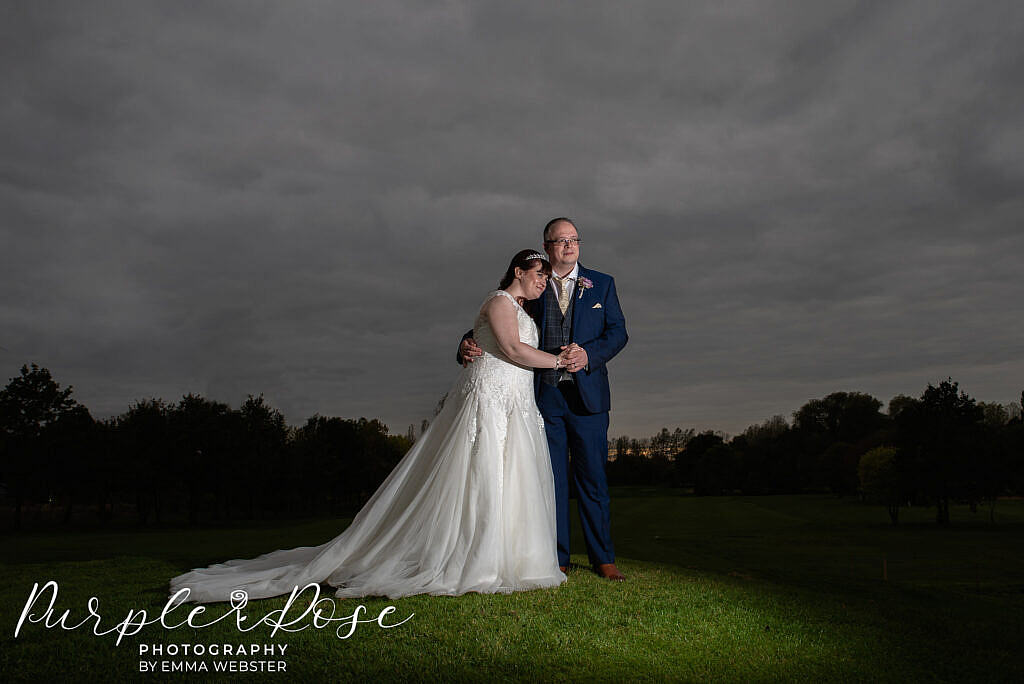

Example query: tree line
[607,382,1024,524]
[3,363,1021,529]
[0,364,411,529]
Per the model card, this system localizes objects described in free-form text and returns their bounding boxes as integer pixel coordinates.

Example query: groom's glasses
[544,238,582,246]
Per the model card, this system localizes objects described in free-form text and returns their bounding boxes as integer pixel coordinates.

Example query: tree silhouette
[680,431,725,492]
[239,395,289,519]
[793,392,884,444]
[896,379,983,524]
[170,394,236,524]
[46,403,97,524]
[290,415,406,514]
[0,364,80,529]
[818,441,860,496]
[117,399,172,524]
[694,443,740,495]
[858,446,905,524]
[4,358,1021,527]
[887,394,919,420]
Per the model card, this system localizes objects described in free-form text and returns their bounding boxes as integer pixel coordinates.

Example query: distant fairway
[3,492,1022,681]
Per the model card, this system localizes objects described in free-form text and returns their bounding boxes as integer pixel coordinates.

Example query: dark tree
[792,392,886,493]
[169,394,237,524]
[858,446,905,524]
[694,443,741,495]
[887,394,919,420]
[896,379,983,524]
[978,402,1010,427]
[290,415,405,514]
[676,431,724,491]
[793,392,884,444]
[818,441,860,496]
[731,416,793,494]
[606,435,637,485]
[239,394,289,519]
[46,403,98,524]
[117,399,172,524]
[607,436,651,486]
[0,364,80,529]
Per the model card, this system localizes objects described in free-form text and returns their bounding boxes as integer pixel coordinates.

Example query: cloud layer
[3,1,1023,437]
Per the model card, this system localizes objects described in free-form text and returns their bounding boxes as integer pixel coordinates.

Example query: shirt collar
[549,262,578,294]
[551,262,579,283]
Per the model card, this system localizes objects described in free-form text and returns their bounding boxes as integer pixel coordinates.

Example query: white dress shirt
[549,261,579,299]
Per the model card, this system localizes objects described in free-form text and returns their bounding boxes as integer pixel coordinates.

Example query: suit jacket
[527,264,627,414]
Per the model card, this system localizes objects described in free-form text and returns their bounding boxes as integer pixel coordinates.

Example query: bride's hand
[559,344,586,372]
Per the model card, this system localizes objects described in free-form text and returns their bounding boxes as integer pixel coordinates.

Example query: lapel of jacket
[570,263,588,334]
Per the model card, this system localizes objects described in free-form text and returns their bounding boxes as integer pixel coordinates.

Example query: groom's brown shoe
[595,563,625,581]
[559,565,569,574]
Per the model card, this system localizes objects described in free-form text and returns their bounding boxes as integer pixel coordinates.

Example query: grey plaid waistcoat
[539,282,575,387]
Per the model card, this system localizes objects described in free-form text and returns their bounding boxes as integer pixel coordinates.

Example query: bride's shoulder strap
[487,289,516,303]
[479,289,516,317]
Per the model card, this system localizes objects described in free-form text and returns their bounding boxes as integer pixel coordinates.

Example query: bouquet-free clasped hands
[460,338,587,372]
[555,343,587,372]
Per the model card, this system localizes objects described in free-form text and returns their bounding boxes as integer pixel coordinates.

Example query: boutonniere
[577,276,593,299]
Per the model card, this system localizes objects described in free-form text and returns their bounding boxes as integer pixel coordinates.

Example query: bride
[169,250,571,601]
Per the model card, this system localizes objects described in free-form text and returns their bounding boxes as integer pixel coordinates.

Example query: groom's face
[543,220,579,273]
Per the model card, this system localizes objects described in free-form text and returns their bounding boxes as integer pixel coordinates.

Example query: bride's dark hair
[499,249,552,289]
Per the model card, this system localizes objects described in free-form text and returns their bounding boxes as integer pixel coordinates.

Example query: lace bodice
[472,289,539,369]
[444,290,542,436]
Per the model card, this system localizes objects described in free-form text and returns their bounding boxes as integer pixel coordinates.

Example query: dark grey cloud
[2,0,1023,438]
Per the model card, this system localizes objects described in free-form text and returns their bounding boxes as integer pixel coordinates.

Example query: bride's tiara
[524,252,547,261]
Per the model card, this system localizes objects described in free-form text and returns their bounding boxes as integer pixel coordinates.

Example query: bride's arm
[485,296,564,370]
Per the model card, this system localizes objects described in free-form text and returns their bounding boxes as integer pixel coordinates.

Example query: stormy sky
[2,1,1022,438]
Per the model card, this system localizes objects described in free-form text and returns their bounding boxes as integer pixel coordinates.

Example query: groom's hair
[543,217,577,241]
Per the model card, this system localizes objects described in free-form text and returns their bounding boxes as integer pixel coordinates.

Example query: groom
[460,218,628,580]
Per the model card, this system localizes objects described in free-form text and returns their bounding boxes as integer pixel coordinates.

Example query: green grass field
[2,492,1022,682]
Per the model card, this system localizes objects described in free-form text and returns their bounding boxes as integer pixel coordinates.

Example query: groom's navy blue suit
[526,264,627,567]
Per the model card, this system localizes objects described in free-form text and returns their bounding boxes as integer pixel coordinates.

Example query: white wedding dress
[169,290,565,601]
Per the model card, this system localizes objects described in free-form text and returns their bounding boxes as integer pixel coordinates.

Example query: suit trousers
[537,380,614,567]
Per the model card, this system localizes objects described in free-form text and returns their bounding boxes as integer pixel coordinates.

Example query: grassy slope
[2,493,1022,682]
